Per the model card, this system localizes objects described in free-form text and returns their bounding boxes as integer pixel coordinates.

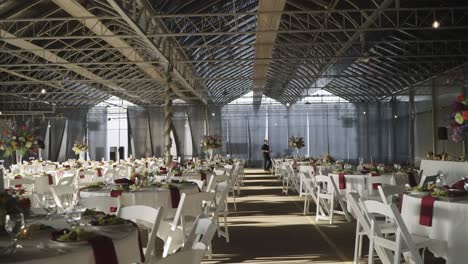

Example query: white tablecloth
[329,173,397,198]
[401,194,468,264]
[420,160,468,185]
[80,184,199,210]
[0,221,141,263]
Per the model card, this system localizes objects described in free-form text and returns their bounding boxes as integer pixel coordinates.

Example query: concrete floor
[204,169,445,264]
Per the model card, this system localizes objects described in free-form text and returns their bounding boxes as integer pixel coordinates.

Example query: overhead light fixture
[363,111,366,115]
[274,123,278,126]
[432,20,440,28]
[286,103,290,107]
[40,88,46,94]
[48,124,51,128]
[211,112,215,116]
[394,115,398,119]
[0,111,2,115]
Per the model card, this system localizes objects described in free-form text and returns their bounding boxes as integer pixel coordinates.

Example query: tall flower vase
[294,148,299,159]
[207,149,214,160]
[15,151,23,164]
[79,152,86,161]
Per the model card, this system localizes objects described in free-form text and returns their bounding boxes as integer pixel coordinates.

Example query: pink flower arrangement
[449,94,468,142]
[0,120,40,157]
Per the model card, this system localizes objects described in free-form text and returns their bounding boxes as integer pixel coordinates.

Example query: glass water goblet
[42,195,57,219]
[4,213,24,254]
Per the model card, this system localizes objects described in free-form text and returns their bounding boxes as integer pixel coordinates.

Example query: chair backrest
[314,175,331,191]
[186,179,205,191]
[377,185,401,205]
[57,175,75,186]
[8,177,35,188]
[42,164,57,172]
[299,166,313,175]
[183,215,217,251]
[34,176,53,194]
[213,168,226,176]
[118,205,164,260]
[206,175,229,193]
[213,181,230,213]
[77,170,95,185]
[361,199,423,264]
[80,196,120,215]
[50,185,77,211]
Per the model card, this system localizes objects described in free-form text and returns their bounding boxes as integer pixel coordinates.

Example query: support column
[409,86,415,166]
[164,64,173,166]
[431,80,438,154]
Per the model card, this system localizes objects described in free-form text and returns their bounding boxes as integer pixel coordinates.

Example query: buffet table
[400,194,468,264]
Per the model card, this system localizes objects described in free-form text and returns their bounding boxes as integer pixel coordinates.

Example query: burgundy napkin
[419,195,437,226]
[169,186,181,208]
[114,178,134,185]
[109,206,118,213]
[47,174,54,185]
[174,173,182,177]
[14,175,22,188]
[451,179,466,190]
[110,190,123,197]
[338,173,346,189]
[398,194,404,212]
[200,172,207,181]
[89,235,118,264]
[371,173,381,190]
[79,174,85,179]
[97,168,102,177]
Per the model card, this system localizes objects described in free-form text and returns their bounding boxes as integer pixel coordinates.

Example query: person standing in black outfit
[261,140,272,171]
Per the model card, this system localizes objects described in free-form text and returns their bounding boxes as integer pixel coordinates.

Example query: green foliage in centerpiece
[289,136,305,149]
[0,119,41,157]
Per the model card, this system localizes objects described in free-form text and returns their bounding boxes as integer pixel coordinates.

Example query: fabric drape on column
[62,108,89,160]
[172,106,187,160]
[186,104,206,158]
[88,106,107,161]
[48,118,67,161]
[147,107,165,157]
[127,106,152,158]
[247,108,267,166]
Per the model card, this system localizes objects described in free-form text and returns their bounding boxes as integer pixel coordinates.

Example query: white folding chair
[347,193,394,264]
[209,180,231,243]
[50,185,78,212]
[298,165,313,197]
[7,177,34,190]
[377,185,401,205]
[315,175,351,224]
[56,175,76,186]
[80,196,121,215]
[182,215,217,259]
[77,170,96,187]
[118,205,164,261]
[366,174,395,199]
[362,200,436,264]
[186,179,205,191]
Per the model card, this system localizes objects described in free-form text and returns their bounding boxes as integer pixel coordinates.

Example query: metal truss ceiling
[0,0,467,110]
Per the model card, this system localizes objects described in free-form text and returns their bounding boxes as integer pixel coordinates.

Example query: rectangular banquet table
[400,194,468,264]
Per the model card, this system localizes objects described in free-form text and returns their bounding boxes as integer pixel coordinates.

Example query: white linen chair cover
[118,205,164,261]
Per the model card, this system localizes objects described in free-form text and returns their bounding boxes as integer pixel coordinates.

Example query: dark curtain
[187,104,206,158]
[88,107,107,161]
[63,108,89,160]
[221,102,410,164]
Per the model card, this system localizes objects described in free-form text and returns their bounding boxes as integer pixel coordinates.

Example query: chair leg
[329,198,334,224]
[368,235,374,264]
[316,195,320,222]
[354,224,361,264]
[223,212,230,243]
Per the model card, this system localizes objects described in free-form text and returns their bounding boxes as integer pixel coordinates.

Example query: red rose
[3,130,9,136]
[462,111,468,120]
[457,94,465,102]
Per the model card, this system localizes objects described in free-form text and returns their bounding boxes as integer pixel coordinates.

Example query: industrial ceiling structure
[1,0,468,112]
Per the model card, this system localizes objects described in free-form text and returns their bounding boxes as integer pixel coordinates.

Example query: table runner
[419,195,436,226]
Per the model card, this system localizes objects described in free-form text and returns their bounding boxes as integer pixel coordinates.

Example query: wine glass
[42,194,57,218]
[4,213,24,254]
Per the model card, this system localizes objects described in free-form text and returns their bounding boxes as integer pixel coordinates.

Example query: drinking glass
[4,213,24,254]
[42,195,57,218]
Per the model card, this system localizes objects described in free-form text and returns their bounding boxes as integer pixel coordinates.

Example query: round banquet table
[0,219,141,264]
[79,184,200,210]
[400,194,468,264]
[173,172,214,182]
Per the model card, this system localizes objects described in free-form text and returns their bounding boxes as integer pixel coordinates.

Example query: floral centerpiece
[320,153,335,164]
[0,189,31,228]
[289,136,305,156]
[449,94,468,142]
[72,143,88,161]
[0,120,40,164]
[200,135,222,160]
